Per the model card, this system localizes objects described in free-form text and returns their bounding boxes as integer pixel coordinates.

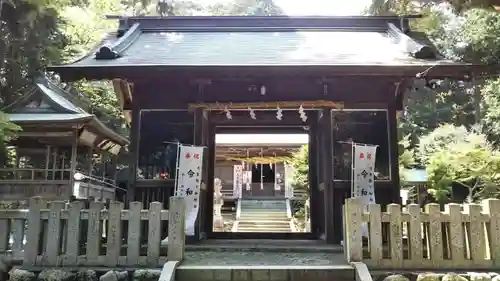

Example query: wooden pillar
[309,115,320,234]
[87,147,93,176]
[321,109,336,244]
[127,102,141,202]
[388,104,401,204]
[69,130,79,199]
[193,107,204,241]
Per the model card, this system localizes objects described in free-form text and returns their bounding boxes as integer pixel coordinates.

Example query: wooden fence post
[168,196,185,261]
[23,197,47,267]
[344,197,363,262]
[483,199,500,266]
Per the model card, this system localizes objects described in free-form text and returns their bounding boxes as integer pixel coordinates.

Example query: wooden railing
[0,196,186,268]
[343,197,500,269]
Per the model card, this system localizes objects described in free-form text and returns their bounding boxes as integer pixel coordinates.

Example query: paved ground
[180,251,348,266]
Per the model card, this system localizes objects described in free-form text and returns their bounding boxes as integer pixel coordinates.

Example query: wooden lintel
[17,131,73,138]
[189,100,344,110]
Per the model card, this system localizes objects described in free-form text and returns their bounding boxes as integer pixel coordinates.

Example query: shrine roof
[50,16,496,80]
[5,76,129,153]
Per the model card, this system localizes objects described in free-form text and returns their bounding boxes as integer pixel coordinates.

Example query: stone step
[239,215,288,219]
[236,226,291,231]
[238,220,290,225]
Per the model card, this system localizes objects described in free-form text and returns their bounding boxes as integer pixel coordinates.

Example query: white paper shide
[175,145,204,236]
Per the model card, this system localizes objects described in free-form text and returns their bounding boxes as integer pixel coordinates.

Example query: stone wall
[8,269,163,281]
[378,272,500,281]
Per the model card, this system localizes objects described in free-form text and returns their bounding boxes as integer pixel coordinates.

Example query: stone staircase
[236,200,292,232]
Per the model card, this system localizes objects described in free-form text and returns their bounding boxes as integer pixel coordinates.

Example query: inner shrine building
[49,15,492,244]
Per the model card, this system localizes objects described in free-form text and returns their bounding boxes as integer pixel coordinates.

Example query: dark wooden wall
[129,76,403,244]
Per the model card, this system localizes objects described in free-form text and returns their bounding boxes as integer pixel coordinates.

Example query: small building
[49,16,494,244]
[1,76,129,201]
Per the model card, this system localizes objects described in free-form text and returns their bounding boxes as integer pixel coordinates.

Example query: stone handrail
[343,197,500,269]
[0,196,186,269]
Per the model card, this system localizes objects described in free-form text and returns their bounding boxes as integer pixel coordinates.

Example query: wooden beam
[17,132,73,137]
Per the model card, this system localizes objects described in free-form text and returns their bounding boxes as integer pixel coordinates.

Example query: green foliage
[398,134,416,183]
[208,0,284,15]
[421,125,500,203]
[0,112,21,144]
[288,145,309,194]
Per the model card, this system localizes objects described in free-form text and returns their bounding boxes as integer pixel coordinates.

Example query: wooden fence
[0,196,186,268]
[344,197,500,269]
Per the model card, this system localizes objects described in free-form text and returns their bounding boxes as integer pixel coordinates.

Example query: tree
[289,144,308,194]
[419,125,500,203]
[207,0,284,16]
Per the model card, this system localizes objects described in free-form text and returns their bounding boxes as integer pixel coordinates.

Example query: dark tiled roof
[6,76,129,148]
[72,30,444,67]
[61,16,452,68]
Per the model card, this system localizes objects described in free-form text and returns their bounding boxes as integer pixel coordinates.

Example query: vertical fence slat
[484,199,500,266]
[445,203,465,267]
[465,203,486,262]
[407,204,422,266]
[368,204,382,263]
[86,202,104,265]
[23,197,46,267]
[106,201,123,267]
[147,201,162,266]
[65,201,83,266]
[168,196,186,261]
[127,201,142,265]
[45,201,65,266]
[387,204,403,267]
[426,203,443,266]
[345,198,363,262]
[11,218,24,260]
[0,218,8,254]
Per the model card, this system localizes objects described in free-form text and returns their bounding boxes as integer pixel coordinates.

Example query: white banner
[233,165,243,198]
[175,145,204,236]
[245,171,252,191]
[352,144,377,237]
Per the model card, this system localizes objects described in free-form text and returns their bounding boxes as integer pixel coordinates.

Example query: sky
[194,0,371,16]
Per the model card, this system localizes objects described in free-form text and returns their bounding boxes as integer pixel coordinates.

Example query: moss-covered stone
[442,273,467,281]
[75,271,97,281]
[469,273,491,281]
[132,270,160,281]
[38,270,75,281]
[384,274,411,281]
[417,273,441,281]
[9,269,36,281]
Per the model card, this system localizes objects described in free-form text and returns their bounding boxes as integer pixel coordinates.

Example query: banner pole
[174,142,181,196]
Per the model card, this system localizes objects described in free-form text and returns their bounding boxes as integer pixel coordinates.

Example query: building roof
[50,16,496,80]
[5,76,129,154]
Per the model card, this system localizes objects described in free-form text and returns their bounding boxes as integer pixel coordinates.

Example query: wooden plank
[345,198,362,262]
[407,204,422,266]
[106,201,123,267]
[0,218,8,253]
[44,201,65,266]
[445,203,465,267]
[21,197,47,266]
[64,201,83,266]
[147,201,162,266]
[465,203,486,263]
[127,201,142,266]
[168,197,186,261]
[426,203,443,265]
[368,204,382,263]
[10,218,25,260]
[86,202,104,266]
[483,199,500,266]
[387,204,403,268]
